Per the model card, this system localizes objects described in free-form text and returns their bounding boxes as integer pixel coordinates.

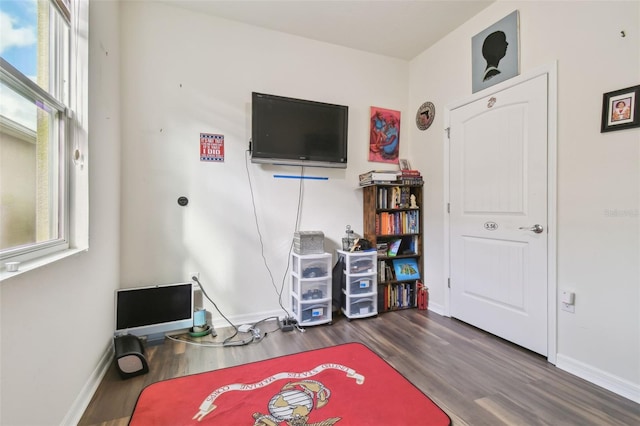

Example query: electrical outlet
[190,272,199,281]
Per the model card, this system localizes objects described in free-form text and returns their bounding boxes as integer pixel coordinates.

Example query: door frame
[443,62,558,364]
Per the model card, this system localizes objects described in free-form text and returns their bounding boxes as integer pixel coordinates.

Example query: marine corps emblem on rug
[130,342,451,425]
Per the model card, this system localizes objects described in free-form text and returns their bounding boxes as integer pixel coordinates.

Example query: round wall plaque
[416,101,435,131]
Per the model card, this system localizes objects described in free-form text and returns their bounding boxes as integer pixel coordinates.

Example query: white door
[449,74,548,355]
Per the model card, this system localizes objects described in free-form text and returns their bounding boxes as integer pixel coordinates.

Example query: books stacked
[376,210,420,234]
[378,283,416,311]
[359,170,398,186]
[397,169,423,185]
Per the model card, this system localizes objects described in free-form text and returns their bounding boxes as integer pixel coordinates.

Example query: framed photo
[472,10,520,93]
[601,85,640,132]
[399,159,411,170]
[392,258,420,281]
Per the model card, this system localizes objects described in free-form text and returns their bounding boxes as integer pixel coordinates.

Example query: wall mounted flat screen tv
[114,282,194,343]
[251,92,348,168]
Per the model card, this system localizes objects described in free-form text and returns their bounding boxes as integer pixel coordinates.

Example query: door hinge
[445,127,450,139]
[447,203,450,213]
[448,278,451,288]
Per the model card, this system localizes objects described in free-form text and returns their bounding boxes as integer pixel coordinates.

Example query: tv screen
[114,282,194,342]
[251,92,348,168]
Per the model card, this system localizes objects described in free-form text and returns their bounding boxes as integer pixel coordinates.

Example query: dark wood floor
[79,309,639,426]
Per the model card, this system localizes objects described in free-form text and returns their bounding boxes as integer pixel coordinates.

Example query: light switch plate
[561,290,575,305]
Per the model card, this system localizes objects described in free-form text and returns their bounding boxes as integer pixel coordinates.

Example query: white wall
[118,1,409,325]
[409,1,639,400]
[0,1,122,424]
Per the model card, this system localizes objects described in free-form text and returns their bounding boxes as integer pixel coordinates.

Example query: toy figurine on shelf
[410,194,418,208]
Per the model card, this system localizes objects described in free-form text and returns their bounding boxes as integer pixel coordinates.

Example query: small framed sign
[200,133,225,162]
[399,159,411,170]
[601,85,640,132]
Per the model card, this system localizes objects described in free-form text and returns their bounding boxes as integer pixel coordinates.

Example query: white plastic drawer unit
[337,250,378,320]
[290,252,333,326]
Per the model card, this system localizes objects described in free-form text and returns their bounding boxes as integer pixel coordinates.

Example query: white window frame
[0,0,88,280]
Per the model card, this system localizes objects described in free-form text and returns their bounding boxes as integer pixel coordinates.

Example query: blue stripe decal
[273,175,329,180]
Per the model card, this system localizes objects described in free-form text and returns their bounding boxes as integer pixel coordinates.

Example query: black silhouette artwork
[471,11,519,93]
[482,31,509,82]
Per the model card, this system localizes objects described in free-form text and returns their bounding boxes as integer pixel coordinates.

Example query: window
[1,0,85,269]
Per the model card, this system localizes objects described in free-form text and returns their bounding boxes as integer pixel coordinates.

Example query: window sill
[0,247,88,282]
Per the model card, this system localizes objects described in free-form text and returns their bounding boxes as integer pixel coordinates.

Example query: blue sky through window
[0,0,37,79]
[0,0,38,130]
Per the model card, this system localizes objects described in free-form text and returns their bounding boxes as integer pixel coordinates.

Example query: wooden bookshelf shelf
[361,183,423,313]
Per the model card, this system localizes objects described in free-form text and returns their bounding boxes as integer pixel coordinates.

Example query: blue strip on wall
[273,175,329,180]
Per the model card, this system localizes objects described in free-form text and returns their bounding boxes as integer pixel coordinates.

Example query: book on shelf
[397,169,423,185]
[359,179,396,187]
[400,186,411,208]
[398,177,424,186]
[359,170,399,182]
[398,169,421,177]
[376,210,420,235]
[387,238,402,257]
[378,262,394,282]
[376,243,388,256]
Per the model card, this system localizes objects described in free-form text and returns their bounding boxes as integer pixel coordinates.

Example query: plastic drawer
[344,252,377,274]
[296,300,331,324]
[348,275,375,295]
[291,275,331,300]
[292,253,331,277]
[346,296,377,317]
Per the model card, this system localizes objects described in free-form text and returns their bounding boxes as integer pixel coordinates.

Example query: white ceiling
[159,0,495,60]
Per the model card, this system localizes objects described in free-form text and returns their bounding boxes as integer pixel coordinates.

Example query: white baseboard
[60,341,113,426]
[556,353,640,404]
[210,309,285,330]
[427,301,445,316]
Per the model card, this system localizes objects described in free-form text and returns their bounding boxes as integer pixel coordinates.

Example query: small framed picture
[399,159,411,170]
[601,85,640,132]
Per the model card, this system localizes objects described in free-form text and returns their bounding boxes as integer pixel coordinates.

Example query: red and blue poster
[200,133,224,162]
[369,107,400,164]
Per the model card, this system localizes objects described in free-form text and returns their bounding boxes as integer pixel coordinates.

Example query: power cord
[167,315,281,348]
[192,276,283,346]
[244,150,307,329]
[192,275,241,345]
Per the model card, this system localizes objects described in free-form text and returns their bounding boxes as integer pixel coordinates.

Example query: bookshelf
[361,183,423,313]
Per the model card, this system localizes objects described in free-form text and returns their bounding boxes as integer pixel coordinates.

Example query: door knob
[519,224,544,233]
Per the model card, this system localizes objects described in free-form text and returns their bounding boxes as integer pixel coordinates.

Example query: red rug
[130,342,450,425]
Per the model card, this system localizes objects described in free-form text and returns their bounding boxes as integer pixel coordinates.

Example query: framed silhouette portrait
[472,11,520,93]
[601,85,640,132]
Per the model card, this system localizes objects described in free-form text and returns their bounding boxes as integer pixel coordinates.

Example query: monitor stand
[145,333,165,346]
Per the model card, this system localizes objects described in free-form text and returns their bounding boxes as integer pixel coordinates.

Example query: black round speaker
[114,335,149,379]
